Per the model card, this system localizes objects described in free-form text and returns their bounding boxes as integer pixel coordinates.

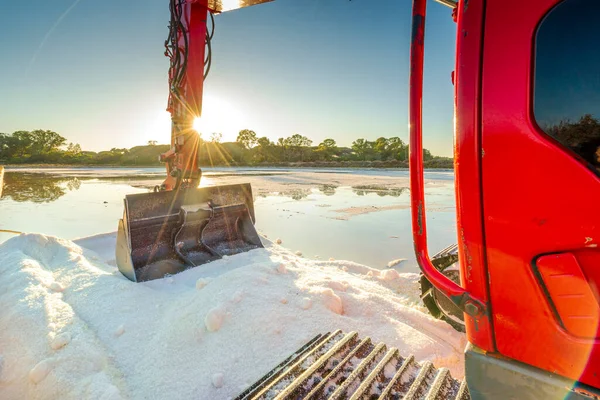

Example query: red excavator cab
[411,0,600,397]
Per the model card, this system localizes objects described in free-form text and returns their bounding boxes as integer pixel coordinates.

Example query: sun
[192,95,245,142]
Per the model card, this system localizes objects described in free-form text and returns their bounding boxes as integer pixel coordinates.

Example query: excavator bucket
[116,183,263,282]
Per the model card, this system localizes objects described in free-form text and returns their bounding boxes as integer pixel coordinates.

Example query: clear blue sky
[0,0,457,156]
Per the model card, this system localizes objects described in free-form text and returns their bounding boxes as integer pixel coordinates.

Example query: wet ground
[0,167,456,271]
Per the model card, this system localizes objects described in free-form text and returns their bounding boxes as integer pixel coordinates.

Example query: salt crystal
[383,362,397,379]
[29,359,52,384]
[328,281,348,292]
[276,264,287,274]
[99,385,122,400]
[205,308,224,332]
[50,332,71,350]
[380,269,400,281]
[387,259,406,268]
[232,290,244,304]
[322,289,344,315]
[196,278,210,290]
[300,297,312,310]
[115,325,125,337]
[212,373,224,388]
[49,282,64,292]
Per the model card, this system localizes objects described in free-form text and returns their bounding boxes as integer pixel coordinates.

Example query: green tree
[11,131,34,157]
[316,138,337,160]
[275,137,288,161]
[423,148,433,161]
[236,129,258,149]
[352,138,372,161]
[29,129,66,155]
[373,137,388,159]
[257,137,273,147]
[285,134,313,161]
[253,136,274,162]
[66,143,82,155]
[387,137,407,160]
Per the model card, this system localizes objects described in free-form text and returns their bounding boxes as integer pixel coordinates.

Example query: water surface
[0,167,456,271]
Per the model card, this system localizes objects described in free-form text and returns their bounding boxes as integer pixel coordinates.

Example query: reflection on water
[286,188,311,201]
[319,184,338,196]
[0,168,457,271]
[352,186,408,197]
[2,173,82,203]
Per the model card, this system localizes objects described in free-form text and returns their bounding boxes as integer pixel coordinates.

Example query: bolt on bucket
[116,183,263,282]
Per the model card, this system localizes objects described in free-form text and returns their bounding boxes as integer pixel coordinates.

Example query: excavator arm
[115,0,272,282]
[159,0,272,191]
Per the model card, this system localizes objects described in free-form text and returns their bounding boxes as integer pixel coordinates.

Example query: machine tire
[419,243,466,332]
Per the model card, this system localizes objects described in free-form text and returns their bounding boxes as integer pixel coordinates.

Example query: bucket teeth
[116,183,263,282]
[235,332,470,400]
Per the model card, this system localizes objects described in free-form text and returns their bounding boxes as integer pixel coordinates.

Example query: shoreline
[2,160,454,170]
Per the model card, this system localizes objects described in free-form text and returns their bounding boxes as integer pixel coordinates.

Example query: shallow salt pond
[0,167,456,271]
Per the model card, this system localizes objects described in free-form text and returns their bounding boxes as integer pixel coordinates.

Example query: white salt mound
[0,233,465,400]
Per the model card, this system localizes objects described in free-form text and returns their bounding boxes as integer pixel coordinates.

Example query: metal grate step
[235,331,470,400]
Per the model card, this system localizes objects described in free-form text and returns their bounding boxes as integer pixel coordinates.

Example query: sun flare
[192,95,245,142]
[144,96,246,145]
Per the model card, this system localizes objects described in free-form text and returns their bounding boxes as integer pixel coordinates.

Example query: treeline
[0,129,453,168]
[0,130,171,165]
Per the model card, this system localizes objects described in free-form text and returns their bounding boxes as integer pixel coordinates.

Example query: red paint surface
[409,0,490,323]
[453,0,495,353]
[481,0,600,387]
[537,252,600,339]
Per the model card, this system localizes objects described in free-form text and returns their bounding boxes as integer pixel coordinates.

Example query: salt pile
[0,233,465,399]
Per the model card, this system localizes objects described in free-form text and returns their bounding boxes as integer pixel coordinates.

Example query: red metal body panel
[410,0,473,304]
[536,253,600,339]
[481,0,600,387]
[409,0,491,332]
[453,0,495,353]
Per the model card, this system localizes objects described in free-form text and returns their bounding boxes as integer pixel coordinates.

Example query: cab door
[481,0,600,388]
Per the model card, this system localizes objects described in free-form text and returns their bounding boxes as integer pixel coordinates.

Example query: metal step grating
[235,331,470,400]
